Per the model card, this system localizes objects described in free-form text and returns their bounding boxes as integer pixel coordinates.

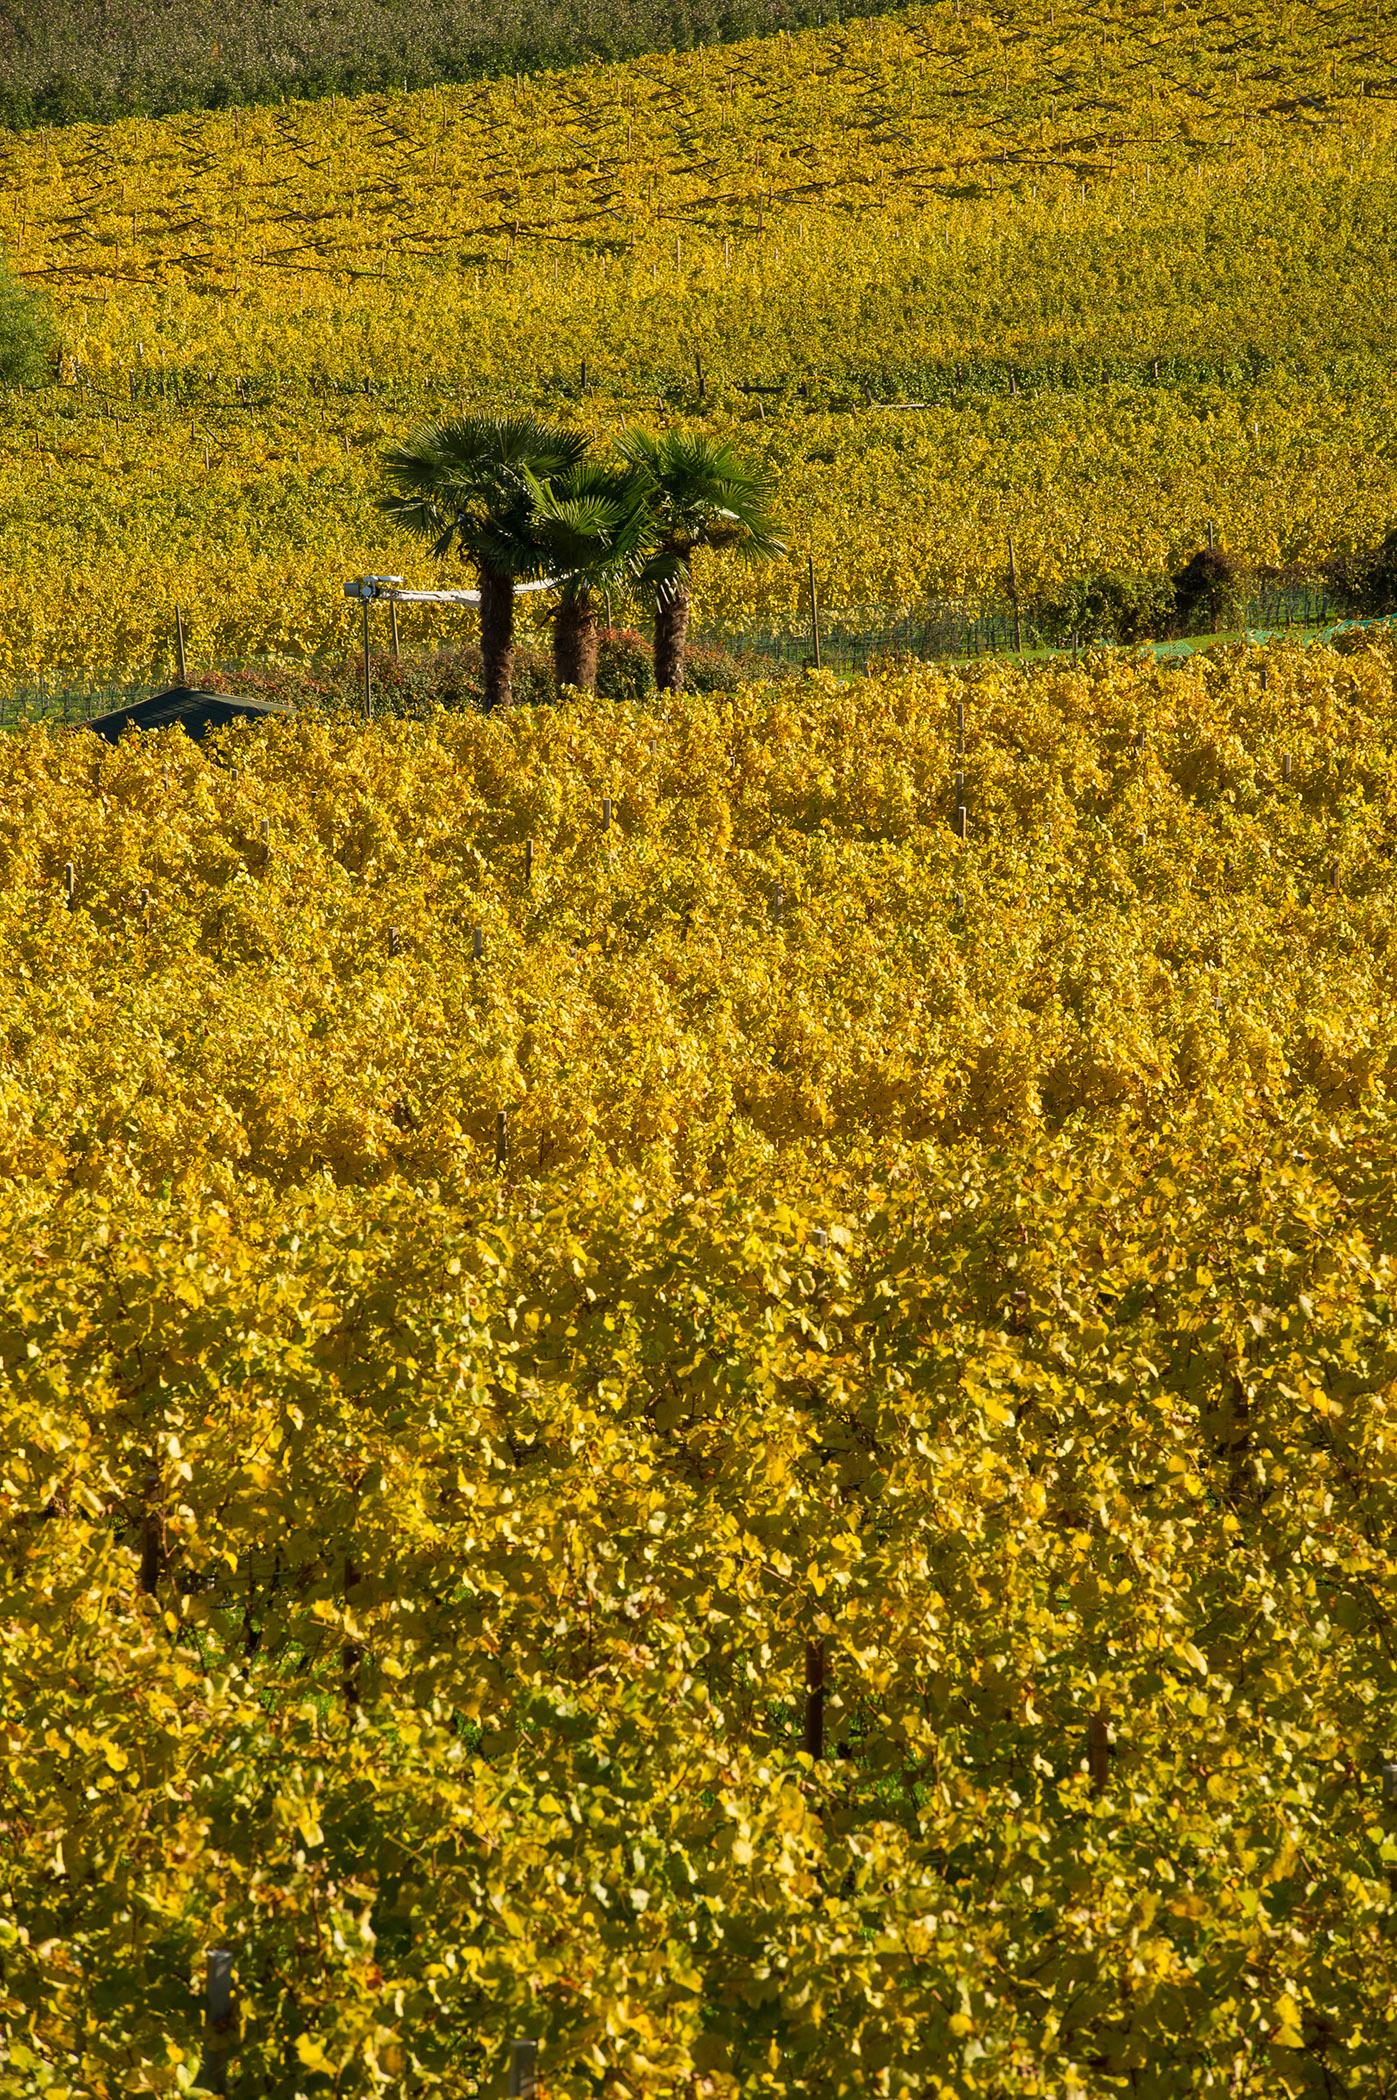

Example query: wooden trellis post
[342,1553,362,1709]
[803,1637,826,1760]
[509,2039,539,2096]
[1088,1705,1110,1794]
[199,1949,235,2096]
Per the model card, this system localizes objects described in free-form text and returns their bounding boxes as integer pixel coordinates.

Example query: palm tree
[379,413,587,710]
[618,430,785,693]
[524,460,652,692]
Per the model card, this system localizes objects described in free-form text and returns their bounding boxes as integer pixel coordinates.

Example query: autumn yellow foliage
[2,0,1396,683]
[4,642,1397,2093]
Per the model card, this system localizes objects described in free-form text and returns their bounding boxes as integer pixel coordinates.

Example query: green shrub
[682,639,757,691]
[1328,526,1397,618]
[0,255,55,390]
[208,642,558,716]
[1170,545,1247,633]
[596,629,655,702]
[1032,570,1176,647]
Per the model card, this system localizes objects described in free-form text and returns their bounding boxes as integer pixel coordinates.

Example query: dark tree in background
[1171,544,1246,634]
[0,0,900,127]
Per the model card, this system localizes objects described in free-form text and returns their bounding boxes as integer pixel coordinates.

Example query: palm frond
[617,426,786,569]
[523,460,655,590]
[378,412,592,578]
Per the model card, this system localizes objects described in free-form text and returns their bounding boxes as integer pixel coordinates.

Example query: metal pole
[175,605,188,685]
[362,596,372,723]
[389,596,400,659]
[808,553,822,671]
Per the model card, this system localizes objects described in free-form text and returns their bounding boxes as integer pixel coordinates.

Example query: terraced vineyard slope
[1,0,1395,683]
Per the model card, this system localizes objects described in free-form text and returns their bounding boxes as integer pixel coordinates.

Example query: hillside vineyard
[4,645,1397,2093]
[0,0,1394,682]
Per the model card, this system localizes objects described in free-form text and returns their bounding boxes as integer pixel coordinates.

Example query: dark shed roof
[85,685,294,743]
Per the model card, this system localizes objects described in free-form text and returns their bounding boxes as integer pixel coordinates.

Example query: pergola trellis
[344,573,563,719]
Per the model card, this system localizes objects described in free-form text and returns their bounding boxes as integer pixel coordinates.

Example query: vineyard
[1,0,1397,683]
[5,640,1397,2093]
[7,0,1397,2089]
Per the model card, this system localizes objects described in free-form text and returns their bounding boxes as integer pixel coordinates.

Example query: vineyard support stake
[804,1636,826,1759]
[199,1949,235,2096]
[342,1553,362,1709]
[1088,1706,1110,1793]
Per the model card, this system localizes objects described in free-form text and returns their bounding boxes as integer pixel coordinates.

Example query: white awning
[347,576,565,606]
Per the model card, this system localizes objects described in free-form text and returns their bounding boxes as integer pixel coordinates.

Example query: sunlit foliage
[1,0,1395,682]
[5,642,1397,2093]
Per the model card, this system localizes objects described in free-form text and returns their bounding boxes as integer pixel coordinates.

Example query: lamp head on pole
[344,575,404,603]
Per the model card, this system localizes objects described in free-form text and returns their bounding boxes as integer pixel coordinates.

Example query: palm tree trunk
[653,576,691,694]
[554,587,599,693]
[479,566,516,711]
